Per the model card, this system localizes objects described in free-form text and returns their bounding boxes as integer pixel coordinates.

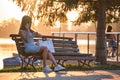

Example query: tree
[0,18,20,38]
[11,0,120,64]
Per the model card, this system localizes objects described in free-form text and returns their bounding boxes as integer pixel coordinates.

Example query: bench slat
[53,40,76,43]
[54,44,78,48]
[41,35,73,40]
[53,53,92,56]
[55,48,79,52]
[54,56,96,60]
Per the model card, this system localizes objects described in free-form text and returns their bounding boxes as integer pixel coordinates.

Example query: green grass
[0,63,120,72]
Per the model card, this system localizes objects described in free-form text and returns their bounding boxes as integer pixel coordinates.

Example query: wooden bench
[10,34,96,70]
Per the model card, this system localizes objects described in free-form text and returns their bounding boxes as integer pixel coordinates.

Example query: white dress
[23,32,42,53]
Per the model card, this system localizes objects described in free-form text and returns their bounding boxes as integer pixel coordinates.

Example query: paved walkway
[0,70,120,80]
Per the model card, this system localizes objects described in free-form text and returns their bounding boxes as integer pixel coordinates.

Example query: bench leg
[51,60,61,68]
[78,60,93,69]
[53,60,67,67]
[19,56,37,71]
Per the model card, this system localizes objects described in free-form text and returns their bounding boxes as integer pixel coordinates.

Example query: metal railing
[52,32,120,62]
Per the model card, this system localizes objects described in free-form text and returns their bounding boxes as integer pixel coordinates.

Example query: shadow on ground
[14,70,120,80]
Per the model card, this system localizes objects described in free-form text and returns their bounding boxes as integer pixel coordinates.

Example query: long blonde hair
[19,15,32,31]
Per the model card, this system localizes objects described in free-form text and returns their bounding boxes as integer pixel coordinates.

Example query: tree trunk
[95,1,107,64]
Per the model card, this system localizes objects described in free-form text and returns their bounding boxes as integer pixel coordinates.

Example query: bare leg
[40,47,48,67]
[47,50,57,66]
[40,46,65,72]
[40,46,58,67]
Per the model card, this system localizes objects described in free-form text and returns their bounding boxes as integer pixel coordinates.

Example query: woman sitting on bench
[19,15,65,72]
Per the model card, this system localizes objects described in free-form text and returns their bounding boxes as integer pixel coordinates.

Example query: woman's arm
[19,23,31,42]
[31,29,42,37]
[33,31,42,37]
[19,30,30,42]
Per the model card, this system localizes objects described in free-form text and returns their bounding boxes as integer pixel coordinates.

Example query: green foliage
[62,0,79,10]
[11,0,120,26]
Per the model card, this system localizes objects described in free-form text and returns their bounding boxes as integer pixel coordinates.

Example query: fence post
[87,33,90,54]
[75,34,77,43]
[116,34,119,63]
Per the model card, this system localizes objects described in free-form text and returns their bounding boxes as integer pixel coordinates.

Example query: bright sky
[0,0,84,30]
[0,0,25,22]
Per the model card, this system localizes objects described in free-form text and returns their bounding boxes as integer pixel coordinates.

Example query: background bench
[10,34,96,70]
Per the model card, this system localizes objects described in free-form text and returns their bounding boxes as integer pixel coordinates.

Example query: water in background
[0,38,17,58]
[0,38,17,69]
[77,39,96,54]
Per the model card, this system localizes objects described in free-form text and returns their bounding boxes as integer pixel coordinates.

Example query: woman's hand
[33,32,42,37]
[25,23,30,30]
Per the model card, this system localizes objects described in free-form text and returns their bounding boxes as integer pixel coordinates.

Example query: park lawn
[0,62,120,72]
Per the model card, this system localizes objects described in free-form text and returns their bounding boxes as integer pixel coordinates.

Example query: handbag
[37,40,55,53]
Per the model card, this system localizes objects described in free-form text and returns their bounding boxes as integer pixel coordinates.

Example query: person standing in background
[106,25,117,57]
